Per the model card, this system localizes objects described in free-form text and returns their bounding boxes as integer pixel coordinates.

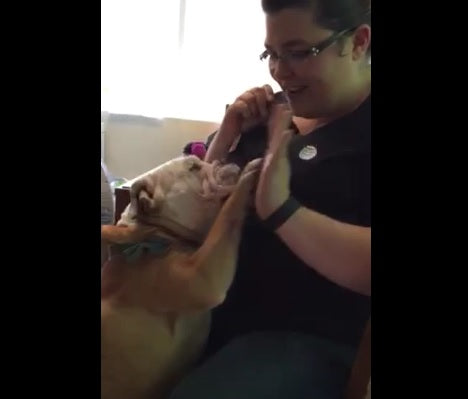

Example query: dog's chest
[101,302,210,399]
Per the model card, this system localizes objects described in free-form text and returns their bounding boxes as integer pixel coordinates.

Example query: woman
[171,0,371,397]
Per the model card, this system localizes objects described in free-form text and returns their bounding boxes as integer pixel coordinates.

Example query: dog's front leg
[183,159,261,307]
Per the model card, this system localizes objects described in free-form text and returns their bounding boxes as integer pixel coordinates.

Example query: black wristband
[262,197,301,231]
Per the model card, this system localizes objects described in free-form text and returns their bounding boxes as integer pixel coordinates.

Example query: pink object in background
[190,142,207,159]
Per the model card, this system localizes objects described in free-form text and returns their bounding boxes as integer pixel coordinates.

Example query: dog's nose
[138,190,153,214]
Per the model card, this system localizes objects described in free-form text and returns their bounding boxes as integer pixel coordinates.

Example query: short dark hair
[261,0,371,33]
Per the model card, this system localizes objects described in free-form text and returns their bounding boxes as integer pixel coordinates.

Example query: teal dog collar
[111,237,171,263]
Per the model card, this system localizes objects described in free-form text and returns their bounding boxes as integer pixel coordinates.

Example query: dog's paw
[237,158,262,192]
[242,158,263,176]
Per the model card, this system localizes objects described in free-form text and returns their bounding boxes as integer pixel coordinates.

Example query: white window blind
[101,0,280,122]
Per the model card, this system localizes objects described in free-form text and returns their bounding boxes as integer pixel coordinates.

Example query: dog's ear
[130,177,165,216]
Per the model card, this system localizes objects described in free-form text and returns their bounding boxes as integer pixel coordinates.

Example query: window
[101,0,180,118]
[101,0,279,122]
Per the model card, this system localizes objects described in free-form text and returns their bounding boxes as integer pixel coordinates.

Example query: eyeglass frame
[259,27,357,64]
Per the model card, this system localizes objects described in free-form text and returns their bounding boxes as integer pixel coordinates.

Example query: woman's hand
[222,85,275,140]
[205,85,275,163]
[255,106,294,220]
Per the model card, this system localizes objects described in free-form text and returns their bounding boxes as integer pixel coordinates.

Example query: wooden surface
[114,187,130,224]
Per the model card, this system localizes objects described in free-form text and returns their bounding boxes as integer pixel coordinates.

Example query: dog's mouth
[201,161,240,200]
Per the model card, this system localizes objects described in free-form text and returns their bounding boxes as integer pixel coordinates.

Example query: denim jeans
[169,331,357,399]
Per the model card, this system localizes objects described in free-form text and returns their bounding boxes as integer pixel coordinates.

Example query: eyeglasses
[259,28,355,65]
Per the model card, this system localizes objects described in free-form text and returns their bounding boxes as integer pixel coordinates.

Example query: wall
[103,114,220,180]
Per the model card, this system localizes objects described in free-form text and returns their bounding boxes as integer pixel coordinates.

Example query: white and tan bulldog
[101,155,261,399]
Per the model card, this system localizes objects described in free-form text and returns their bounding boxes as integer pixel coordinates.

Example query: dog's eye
[188,163,202,172]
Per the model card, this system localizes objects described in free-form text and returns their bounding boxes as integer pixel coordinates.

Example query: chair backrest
[344,318,371,399]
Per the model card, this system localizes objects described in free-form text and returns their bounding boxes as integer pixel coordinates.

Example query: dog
[101,155,261,399]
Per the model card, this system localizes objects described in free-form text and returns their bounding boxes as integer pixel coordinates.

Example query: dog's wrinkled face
[119,156,241,241]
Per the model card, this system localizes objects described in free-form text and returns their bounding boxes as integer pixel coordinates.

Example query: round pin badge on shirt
[298,145,317,160]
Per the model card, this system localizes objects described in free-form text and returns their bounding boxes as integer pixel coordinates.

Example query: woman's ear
[351,24,371,60]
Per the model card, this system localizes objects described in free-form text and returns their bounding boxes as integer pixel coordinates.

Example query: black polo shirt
[207,96,371,353]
